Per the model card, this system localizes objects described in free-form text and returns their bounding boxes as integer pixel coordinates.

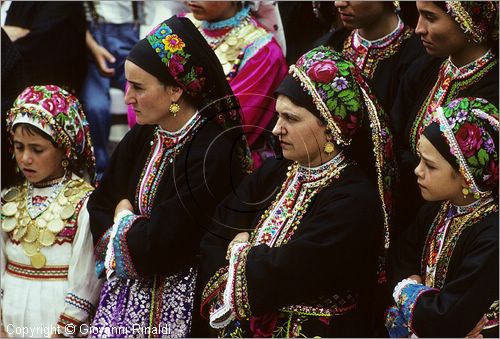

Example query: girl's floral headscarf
[127,15,252,174]
[7,85,96,184]
[441,1,498,43]
[423,97,499,198]
[276,46,397,260]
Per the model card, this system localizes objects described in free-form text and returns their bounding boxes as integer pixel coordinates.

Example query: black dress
[391,200,499,337]
[200,157,385,337]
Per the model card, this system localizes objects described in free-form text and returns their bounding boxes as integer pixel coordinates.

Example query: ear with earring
[61,159,69,169]
[323,133,335,155]
[169,101,180,117]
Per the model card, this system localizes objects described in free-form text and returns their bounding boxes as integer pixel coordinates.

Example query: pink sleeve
[230,39,288,150]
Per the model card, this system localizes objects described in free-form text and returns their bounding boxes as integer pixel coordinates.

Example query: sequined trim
[233,245,251,320]
[279,293,358,317]
[343,21,413,78]
[6,261,68,280]
[113,213,143,279]
[485,300,499,329]
[410,52,497,152]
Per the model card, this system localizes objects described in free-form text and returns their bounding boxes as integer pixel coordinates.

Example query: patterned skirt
[90,266,197,338]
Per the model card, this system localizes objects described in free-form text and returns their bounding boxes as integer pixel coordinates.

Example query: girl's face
[13,126,65,184]
[415,1,468,58]
[414,135,466,203]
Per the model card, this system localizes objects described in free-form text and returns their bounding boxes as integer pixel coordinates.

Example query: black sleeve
[412,218,499,337]
[244,181,382,315]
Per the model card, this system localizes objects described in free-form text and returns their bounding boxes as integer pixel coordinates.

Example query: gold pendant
[47,219,65,233]
[39,229,56,246]
[59,205,75,220]
[30,252,46,269]
[2,202,18,217]
[2,217,17,232]
[3,187,20,201]
[12,225,27,241]
[23,223,39,243]
[22,241,39,256]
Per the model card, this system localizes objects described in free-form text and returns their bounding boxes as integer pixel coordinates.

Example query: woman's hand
[114,198,134,218]
[3,25,30,41]
[226,232,250,260]
[466,315,488,338]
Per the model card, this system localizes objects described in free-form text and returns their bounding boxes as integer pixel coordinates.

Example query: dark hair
[12,123,57,147]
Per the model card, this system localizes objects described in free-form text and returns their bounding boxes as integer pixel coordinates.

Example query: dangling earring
[61,159,69,169]
[462,187,469,199]
[323,134,335,155]
[169,102,180,117]
[393,0,401,14]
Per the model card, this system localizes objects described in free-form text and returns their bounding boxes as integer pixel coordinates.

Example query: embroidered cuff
[64,292,95,318]
[113,213,142,279]
[94,227,112,277]
[209,242,250,329]
[392,278,419,303]
[397,283,437,336]
[57,313,83,337]
[201,266,229,319]
[385,305,409,338]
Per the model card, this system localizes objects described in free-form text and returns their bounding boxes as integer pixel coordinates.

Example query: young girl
[1,85,102,337]
[387,97,498,337]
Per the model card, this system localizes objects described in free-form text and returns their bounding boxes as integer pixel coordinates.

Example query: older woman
[87,16,251,338]
[1,85,101,337]
[391,1,498,232]
[387,97,498,337]
[199,46,397,337]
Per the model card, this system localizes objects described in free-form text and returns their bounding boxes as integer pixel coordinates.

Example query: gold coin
[43,212,54,222]
[3,187,20,202]
[13,225,27,241]
[2,202,18,217]
[60,205,75,220]
[20,217,30,226]
[30,253,46,269]
[58,196,68,205]
[24,224,38,243]
[36,218,47,228]
[64,188,73,197]
[39,229,56,246]
[47,219,65,233]
[226,36,238,46]
[22,241,39,256]
[2,217,17,232]
[219,43,229,52]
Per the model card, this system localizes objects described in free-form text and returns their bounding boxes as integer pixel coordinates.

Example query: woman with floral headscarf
[87,16,251,337]
[199,46,397,337]
[391,1,498,246]
[387,97,498,338]
[1,85,101,337]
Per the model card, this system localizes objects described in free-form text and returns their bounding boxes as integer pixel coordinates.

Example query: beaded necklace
[26,171,70,219]
[409,50,497,152]
[201,6,251,31]
[135,114,204,217]
[250,152,350,247]
[422,197,497,288]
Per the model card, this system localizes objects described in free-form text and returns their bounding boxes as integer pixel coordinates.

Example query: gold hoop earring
[61,159,69,169]
[169,102,180,117]
[323,134,335,155]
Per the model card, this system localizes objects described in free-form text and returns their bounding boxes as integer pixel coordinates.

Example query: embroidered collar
[297,151,346,182]
[201,6,251,31]
[446,49,495,78]
[157,112,201,143]
[450,196,494,217]
[353,16,404,49]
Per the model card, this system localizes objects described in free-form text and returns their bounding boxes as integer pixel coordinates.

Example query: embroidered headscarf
[423,97,499,198]
[7,85,96,184]
[443,1,499,43]
[127,15,252,174]
[276,46,397,254]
